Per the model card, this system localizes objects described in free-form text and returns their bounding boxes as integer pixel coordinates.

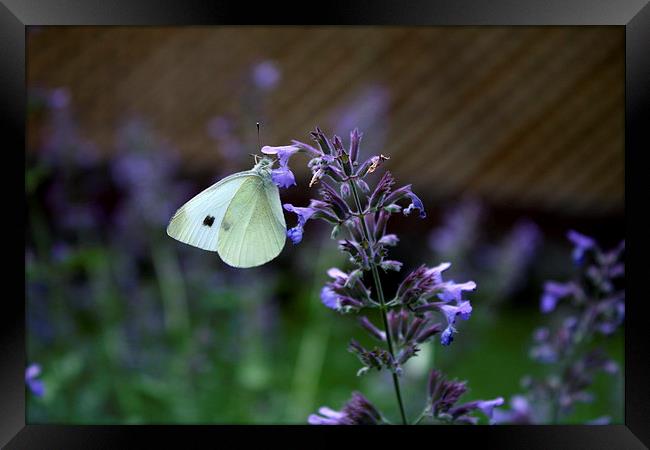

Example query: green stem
[349,179,408,426]
[412,410,427,425]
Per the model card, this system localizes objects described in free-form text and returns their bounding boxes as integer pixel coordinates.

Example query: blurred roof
[27,26,624,217]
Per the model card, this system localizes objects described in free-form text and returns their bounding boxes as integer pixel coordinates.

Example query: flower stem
[349,179,408,425]
[412,410,427,425]
[550,305,593,423]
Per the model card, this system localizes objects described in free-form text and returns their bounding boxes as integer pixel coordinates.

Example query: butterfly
[166,156,286,268]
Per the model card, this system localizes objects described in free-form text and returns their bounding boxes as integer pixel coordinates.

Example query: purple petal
[28,379,45,397]
[270,166,296,188]
[308,414,339,425]
[567,230,596,264]
[439,300,473,325]
[261,145,300,167]
[320,286,339,310]
[25,364,41,380]
[540,281,574,313]
[327,268,348,280]
[441,326,456,346]
[426,262,451,284]
[477,397,505,420]
[287,226,303,244]
[437,280,477,302]
[567,230,595,249]
[403,192,426,218]
[283,203,316,227]
[318,407,345,419]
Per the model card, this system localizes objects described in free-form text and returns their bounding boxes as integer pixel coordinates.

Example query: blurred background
[26,26,624,424]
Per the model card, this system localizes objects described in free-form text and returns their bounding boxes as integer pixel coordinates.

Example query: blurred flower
[437,281,477,303]
[33,87,99,169]
[251,60,281,91]
[110,117,191,255]
[51,241,71,263]
[320,286,339,310]
[206,116,246,166]
[501,233,624,424]
[490,220,542,298]
[492,395,534,424]
[586,416,611,425]
[567,230,596,265]
[540,281,575,313]
[429,199,483,258]
[48,88,70,110]
[332,84,390,154]
[308,392,383,425]
[26,363,45,397]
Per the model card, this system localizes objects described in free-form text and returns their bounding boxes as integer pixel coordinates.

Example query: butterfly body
[167,157,286,268]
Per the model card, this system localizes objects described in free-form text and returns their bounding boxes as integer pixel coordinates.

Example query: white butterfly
[167,157,286,268]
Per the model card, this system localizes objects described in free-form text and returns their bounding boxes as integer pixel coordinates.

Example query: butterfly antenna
[257,122,261,150]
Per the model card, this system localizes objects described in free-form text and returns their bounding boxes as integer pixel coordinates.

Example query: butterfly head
[252,156,275,179]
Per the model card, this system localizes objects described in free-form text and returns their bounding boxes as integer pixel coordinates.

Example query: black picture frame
[4,0,649,447]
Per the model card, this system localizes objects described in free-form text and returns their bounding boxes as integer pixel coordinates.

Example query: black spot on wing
[203,215,215,227]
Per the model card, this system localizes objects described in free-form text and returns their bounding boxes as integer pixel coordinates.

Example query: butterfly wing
[216,176,286,268]
[166,171,254,251]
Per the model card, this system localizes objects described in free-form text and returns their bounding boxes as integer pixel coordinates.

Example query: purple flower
[475,398,505,421]
[48,87,70,110]
[425,262,452,284]
[261,145,299,167]
[349,128,362,163]
[320,267,372,313]
[261,145,300,189]
[308,392,382,425]
[403,192,426,218]
[327,267,348,281]
[492,395,534,424]
[567,230,596,264]
[320,286,339,310]
[251,60,281,91]
[26,363,45,397]
[283,203,317,244]
[441,326,456,346]
[379,260,402,272]
[51,241,71,263]
[450,397,505,424]
[331,85,389,159]
[206,116,243,164]
[396,263,451,306]
[440,300,473,326]
[437,281,477,303]
[429,199,483,256]
[427,369,485,421]
[269,165,296,189]
[491,220,542,297]
[287,226,303,244]
[359,317,387,342]
[540,281,575,313]
[378,234,399,247]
